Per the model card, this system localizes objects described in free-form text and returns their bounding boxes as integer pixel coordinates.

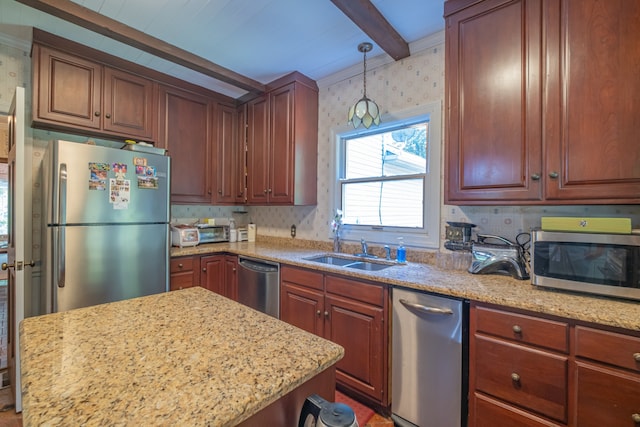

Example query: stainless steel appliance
[392,287,468,427]
[299,394,358,427]
[237,256,280,318]
[42,140,170,313]
[196,224,229,243]
[469,234,529,280]
[531,230,640,301]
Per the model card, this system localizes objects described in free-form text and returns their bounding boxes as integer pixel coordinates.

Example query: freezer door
[51,223,168,312]
[48,140,169,224]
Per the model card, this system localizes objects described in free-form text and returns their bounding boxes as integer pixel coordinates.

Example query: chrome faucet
[384,245,391,260]
[361,238,368,256]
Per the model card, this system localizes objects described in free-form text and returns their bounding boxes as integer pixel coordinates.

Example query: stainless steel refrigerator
[42,140,170,313]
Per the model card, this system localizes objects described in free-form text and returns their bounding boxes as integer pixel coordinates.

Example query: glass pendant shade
[348,96,381,129]
[348,42,381,129]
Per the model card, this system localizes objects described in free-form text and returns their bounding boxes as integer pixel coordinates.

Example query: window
[333,103,441,248]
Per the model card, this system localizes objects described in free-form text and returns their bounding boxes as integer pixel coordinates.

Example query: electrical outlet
[290,224,297,238]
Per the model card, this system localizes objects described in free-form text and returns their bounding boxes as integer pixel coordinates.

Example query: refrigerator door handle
[57,163,67,287]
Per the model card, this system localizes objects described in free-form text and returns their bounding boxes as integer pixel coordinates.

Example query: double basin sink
[303,254,395,271]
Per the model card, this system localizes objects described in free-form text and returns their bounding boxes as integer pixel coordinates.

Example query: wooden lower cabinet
[169,256,198,291]
[201,254,238,300]
[280,265,388,408]
[470,303,640,427]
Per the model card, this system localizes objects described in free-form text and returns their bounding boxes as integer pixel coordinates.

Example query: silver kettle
[469,234,530,280]
[299,394,358,427]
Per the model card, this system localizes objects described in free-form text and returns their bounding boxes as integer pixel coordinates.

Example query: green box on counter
[541,217,632,234]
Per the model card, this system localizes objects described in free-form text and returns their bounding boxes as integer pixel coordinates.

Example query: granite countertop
[19,287,344,426]
[173,242,640,332]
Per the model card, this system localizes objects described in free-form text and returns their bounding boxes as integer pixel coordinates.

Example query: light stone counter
[20,287,344,426]
[173,241,640,332]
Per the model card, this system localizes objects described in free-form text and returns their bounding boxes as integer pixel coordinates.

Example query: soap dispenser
[397,237,407,264]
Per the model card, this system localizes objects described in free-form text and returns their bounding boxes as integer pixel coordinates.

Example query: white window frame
[331,102,442,249]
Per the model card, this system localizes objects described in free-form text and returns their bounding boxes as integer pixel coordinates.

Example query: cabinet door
[200,255,225,296]
[34,45,102,130]
[268,83,295,204]
[280,282,324,337]
[236,104,247,203]
[325,293,384,402]
[445,0,543,203]
[213,102,240,204]
[544,0,640,202]
[103,67,155,140]
[224,255,238,301]
[575,361,640,427]
[158,85,213,204]
[246,95,270,204]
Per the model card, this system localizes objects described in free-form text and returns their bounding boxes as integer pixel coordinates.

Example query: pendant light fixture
[348,42,381,129]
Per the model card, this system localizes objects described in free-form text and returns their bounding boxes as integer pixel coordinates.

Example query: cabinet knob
[316,310,321,317]
[178,263,183,269]
[263,189,268,194]
[512,325,522,334]
[632,413,640,424]
[218,189,222,194]
[105,113,111,119]
[511,372,521,383]
[94,111,100,117]
[268,188,272,193]
[531,173,541,181]
[232,268,236,272]
[549,171,559,179]
[202,268,206,272]
[324,311,329,317]
[633,352,640,362]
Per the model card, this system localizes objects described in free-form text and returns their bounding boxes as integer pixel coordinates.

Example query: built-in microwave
[531,230,640,301]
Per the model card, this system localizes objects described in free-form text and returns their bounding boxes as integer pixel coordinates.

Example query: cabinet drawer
[575,326,640,372]
[475,306,569,352]
[325,275,384,307]
[473,393,564,427]
[281,266,324,290]
[170,272,195,291]
[474,335,568,423]
[575,361,640,427]
[170,256,194,273]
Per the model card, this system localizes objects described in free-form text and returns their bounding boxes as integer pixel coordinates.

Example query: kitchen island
[19,287,344,426]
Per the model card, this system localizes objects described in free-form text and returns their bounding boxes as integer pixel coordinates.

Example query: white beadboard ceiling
[1,0,445,98]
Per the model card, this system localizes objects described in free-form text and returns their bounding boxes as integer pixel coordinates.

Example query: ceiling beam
[330,0,410,61]
[16,0,266,95]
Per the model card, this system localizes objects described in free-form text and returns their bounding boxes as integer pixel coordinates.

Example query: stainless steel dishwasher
[237,256,280,318]
[392,287,468,427]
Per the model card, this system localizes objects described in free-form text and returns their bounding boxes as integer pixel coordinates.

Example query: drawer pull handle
[632,413,640,423]
[512,325,522,334]
[511,373,521,383]
[633,353,640,362]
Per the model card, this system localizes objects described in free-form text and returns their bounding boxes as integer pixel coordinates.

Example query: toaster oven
[197,224,229,243]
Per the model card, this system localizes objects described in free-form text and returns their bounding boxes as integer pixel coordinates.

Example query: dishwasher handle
[399,299,454,315]
[238,257,279,273]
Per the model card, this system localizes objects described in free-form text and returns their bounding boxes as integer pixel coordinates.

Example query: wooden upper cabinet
[158,84,213,204]
[33,44,156,141]
[212,102,241,204]
[246,95,270,204]
[245,73,318,206]
[102,67,155,140]
[34,44,102,130]
[445,0,640,205]
[445,0,543,203]
[543,0,640,202]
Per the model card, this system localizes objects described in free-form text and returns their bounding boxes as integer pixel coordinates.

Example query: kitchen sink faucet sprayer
[361,238,368,256]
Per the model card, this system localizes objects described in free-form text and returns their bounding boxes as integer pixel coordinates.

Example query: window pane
[344,123,428,179]
[342,179,424,228]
